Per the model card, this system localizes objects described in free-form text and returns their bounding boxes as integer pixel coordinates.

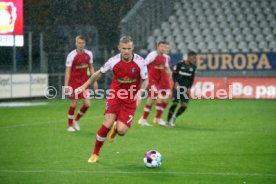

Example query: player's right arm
[64,52,75,93]
[76,70,102,94]
[88,70,102,86]
[88,63,98,90]
[64,67,71,93]
[64,67,71,86]
[76,56,114,94]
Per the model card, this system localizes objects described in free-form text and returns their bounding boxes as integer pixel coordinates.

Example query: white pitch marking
[0,170,275,177]
[0,115,102,129]
[0,102,48,107]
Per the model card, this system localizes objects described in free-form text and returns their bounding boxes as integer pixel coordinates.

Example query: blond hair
[119,36,133,44]
[75,35,85,42]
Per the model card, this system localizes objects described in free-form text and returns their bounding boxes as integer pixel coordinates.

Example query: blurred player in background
[166,51,197,127]
[64,35,98,132]
[153,44,173,123]
[76,36,148,163]
[138,41,172,127]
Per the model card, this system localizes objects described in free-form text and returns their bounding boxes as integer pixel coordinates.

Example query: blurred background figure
[138,41,171,127]
[166,51,197,127]
[64,35,98,132]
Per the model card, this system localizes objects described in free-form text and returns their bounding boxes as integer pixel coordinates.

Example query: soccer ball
[144,150,162,168]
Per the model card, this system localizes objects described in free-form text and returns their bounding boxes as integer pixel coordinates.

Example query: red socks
[75,106,89,121]
[93,125,110,155]
[162,102,168,111]
[68,106,75,127]
[143,102,168,120]
[142,104,152,119]
[67,105,89,127]
[155,103,164,119]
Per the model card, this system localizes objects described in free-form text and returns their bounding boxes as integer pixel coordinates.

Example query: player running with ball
[76,36,148,163]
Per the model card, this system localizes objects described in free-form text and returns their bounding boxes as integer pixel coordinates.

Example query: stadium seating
[147,0,276,53]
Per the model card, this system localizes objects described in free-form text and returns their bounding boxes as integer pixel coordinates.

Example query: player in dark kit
[166,51,197,127]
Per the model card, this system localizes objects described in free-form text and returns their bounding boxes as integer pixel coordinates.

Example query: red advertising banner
[191,77,276,99]
[0,0,24,46]
[191,77,227,99]
[227,78,276,99]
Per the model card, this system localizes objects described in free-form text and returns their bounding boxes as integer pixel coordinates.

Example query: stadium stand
[119,0,276,79]
[125,0,276,54]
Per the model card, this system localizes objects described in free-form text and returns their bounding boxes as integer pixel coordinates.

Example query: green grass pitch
[0,99,275,184]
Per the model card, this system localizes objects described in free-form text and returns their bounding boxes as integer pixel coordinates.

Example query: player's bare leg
[115,121,129,135]
[108,121,129,142]
[88,113,116,163]
[108,121,117,142]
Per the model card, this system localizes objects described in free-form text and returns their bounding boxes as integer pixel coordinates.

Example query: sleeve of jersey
[65,53,74,67]
[144,52,156,65]
[165,55,170,67]
[100,58,112,73]
[140,63,148,80]
[88,51,93,64]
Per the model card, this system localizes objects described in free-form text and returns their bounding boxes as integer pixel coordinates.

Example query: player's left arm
[190,66,197,86]
[139,79,149,92]
[135,61,149,107]
[165,66,172,77]
[187,67,197,98]
[135,79,149,107]
[88,64,98,90]
[164,54,172,76]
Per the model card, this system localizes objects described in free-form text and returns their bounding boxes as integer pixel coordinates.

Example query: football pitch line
[0,115,102,129]
[0,169,275,177]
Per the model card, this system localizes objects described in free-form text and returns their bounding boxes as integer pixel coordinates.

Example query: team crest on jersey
[85,56,89,61]
[189,68,193,72]
[132,67,136,73]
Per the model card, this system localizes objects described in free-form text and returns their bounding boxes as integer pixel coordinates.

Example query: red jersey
[66,49,93,89]
[159,54,171,89]
[145,51,169,83]
[100,53,148,103]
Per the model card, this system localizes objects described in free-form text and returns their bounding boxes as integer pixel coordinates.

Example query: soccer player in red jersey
[76,36,148,163]
[138,41,172,127]
[64,35,98,132]
[156,45,173,124]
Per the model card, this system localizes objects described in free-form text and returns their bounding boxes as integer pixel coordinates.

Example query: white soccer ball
[144,150,162,168]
